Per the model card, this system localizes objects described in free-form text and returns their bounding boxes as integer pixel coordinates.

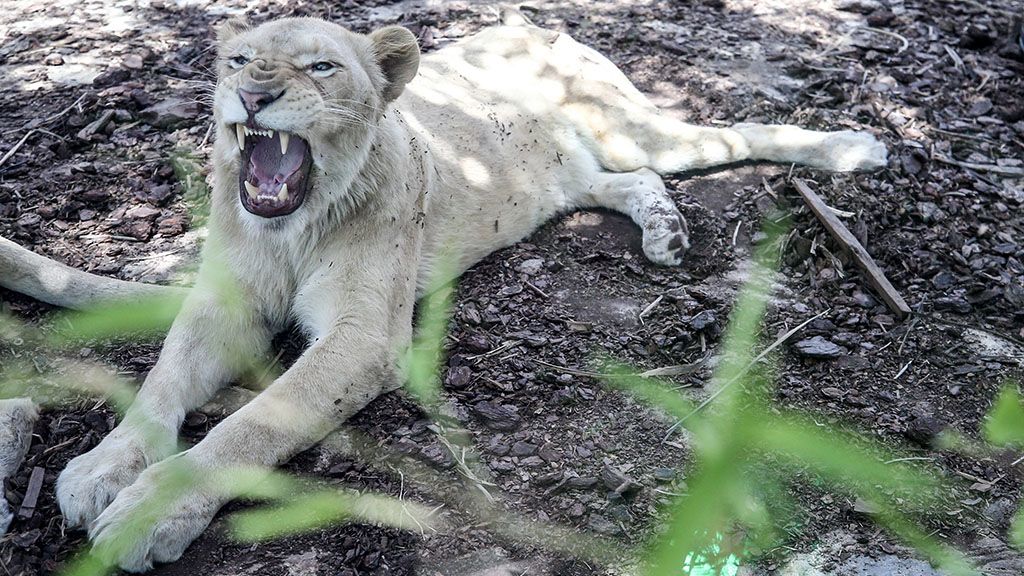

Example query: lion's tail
[0,236,186,310]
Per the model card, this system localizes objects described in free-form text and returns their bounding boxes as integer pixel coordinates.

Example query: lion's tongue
[248,135,304,188]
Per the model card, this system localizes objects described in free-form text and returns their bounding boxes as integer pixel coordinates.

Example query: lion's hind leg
[575,168,688,267]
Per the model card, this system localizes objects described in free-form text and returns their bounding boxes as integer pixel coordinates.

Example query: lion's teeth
[279,132,289,154]
[244,181,259,198]
[278,183,288,201]
[236,124,245,150]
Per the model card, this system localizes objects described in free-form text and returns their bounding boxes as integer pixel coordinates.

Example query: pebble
[601,465,641,497]
[904,415,946,447]
[688,310,717,331]
[587,514,622,535]
[511,441,537,457]
[472,401,521,431]
[793,336,846,359]
[141,97,200,129]
[516,258,544,276]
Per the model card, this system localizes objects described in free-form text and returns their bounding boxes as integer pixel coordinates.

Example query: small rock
[982,498,1016,528]
[141,97,200,129]
[587,514,622,535]
[516,258,544,276]
[127,205,161,220]
[934,296,971,314]
[463,333,490,353]
[688,310,717,331]
[136,183,173,205]
[866,9,895,27]
[904,415,946,447]
[510,441,537,457]
[968,98,994,117]
[327,462,353,477]
[157,214,187,236]
[652,468,675,483]
[836,0,884,14]
[794,336,846,359]
[445,365,473,389]
[123,220,153,240]
[931,271,956,289]
[916,201,944,222]
[601,465,641,497]
[821,387,844,399]
[537,443,559,462]
[122,54,144,69]
[472,401,521,431]
[43,52,63,66]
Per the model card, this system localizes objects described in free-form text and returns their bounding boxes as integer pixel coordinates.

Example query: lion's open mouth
[235,124,313,218]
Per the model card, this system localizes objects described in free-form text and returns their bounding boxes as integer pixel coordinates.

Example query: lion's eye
[228,55,248,69]
[310,61,336,75]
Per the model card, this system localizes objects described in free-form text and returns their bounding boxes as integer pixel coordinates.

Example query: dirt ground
[1,0,1023,574]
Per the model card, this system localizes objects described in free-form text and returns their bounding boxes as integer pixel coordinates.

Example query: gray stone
[516,258,544,276]
[141,97,201,129]
[793,336,845,359]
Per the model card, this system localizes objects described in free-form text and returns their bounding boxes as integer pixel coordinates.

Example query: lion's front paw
[89,455,218,573]
[642,212,689,267]
[57,426,173,529]
[822,131,889,172]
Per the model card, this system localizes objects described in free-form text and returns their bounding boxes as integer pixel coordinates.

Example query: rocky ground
[1,0,1023,575]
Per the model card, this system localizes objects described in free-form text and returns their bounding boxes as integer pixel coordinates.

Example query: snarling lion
[0,12,886,571]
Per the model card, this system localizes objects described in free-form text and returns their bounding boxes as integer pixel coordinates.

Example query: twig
[858,27,910,54]
[0,129,37,169]
[893,360,912,380]
[933,155,1024,177]
[884,457,935,465]
[639,356,709,378]
[524,281,549,299]
[792,178,911,317]
[664,310,828,438]
[638,295,663,324]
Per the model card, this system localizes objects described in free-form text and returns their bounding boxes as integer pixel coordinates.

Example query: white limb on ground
[0,398,38,534]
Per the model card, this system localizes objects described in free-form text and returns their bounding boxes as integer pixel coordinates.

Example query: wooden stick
[17,467,45,519]
[792,178,911,317]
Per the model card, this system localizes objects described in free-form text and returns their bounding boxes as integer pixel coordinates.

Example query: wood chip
[792,178,911,318]
[17,467,45,519]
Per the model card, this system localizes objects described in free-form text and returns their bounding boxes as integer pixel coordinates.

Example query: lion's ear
[216,17,250,45]
[369,26,420,102]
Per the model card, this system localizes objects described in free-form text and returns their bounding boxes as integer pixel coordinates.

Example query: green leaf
[1011,508,1024,551]
[983,385,1024,447]
[49,293,185,344]
[229,490,436,542]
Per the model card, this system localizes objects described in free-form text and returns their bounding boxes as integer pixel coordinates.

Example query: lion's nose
[238,88,282,113]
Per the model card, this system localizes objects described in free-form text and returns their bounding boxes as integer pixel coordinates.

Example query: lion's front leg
[57,288,270,530]
[89,318,402,572]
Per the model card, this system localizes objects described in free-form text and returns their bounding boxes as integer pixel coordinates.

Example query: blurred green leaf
[983,385,1024,447]
[229,489,435,542]
[49,293,185,344]
[1011,508,1024,550]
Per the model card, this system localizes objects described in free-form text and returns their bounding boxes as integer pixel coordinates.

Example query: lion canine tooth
[278,183,289,201]
[279,132,289,154]
[236,124,245,150]
[244,181,259,198]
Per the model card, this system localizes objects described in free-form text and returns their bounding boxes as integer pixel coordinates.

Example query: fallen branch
[792,178,912,318]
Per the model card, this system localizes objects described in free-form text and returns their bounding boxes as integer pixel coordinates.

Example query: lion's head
[212,18,419,219]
